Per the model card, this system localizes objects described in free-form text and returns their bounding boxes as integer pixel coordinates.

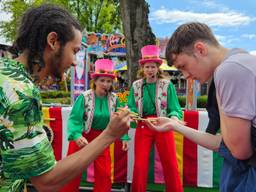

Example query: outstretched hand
[104,107,130,139]
[145,117,186,132]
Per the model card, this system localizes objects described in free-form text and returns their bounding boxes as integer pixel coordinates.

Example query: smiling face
[94,76,114,96]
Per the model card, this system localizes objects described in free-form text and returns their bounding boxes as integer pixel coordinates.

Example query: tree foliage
[69,0,122,33]
[0,0,122,42]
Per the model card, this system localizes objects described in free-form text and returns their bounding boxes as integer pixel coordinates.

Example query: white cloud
[215,34,238,47]
[151,8,254,27]
[199,0,230,12]
[241,34,256,40]
[250,50,256,55]
[201,0,221,9]
[215,35,225,41]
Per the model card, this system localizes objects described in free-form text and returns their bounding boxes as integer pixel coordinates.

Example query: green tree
[0,0,122,42]
[69,0,122,33]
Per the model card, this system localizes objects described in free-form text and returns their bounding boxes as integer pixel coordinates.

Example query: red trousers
[132,120,183,192]
[59,130,111,192]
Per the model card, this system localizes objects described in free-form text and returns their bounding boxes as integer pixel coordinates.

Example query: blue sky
[146,0,256,54]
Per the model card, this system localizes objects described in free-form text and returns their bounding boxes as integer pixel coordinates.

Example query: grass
[79,182,219,192]
[147,183,219,191]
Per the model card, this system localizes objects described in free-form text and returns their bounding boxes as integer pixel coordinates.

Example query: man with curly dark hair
[0,4,130,192]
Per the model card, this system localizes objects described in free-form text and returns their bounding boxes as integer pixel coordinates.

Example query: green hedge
[41,91,70,98]
[41,91,208,108]
[177,95,207,108]
[178,96,186,108]
[42,97,71,105]
[197,95,207,108]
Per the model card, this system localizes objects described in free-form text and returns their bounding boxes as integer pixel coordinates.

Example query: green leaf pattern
[0,58,55,192]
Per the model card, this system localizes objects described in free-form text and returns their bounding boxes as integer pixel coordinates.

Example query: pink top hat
[91,59,115,79]
[139,45,163,65]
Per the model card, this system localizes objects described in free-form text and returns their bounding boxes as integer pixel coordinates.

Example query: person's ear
[193,41,208,56]
[47,32,59,50]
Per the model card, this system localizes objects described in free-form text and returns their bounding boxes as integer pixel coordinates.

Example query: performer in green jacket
[128,45,183,192]
[60,59,129,192]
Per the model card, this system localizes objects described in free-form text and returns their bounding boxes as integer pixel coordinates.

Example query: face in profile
[94,76,114,96]
[172,52,211,84]
[49,28,82,80]
[143,62,159,79]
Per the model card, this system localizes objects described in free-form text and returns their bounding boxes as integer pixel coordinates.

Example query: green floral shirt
[0,58,55,192]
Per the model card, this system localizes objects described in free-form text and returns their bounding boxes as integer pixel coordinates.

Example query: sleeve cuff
[121,134,130,141]
[169,112,180,119]
[68,132,82,141]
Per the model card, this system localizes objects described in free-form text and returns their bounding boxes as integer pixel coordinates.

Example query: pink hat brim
[139,58,163,65]
[91,73,115,79]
